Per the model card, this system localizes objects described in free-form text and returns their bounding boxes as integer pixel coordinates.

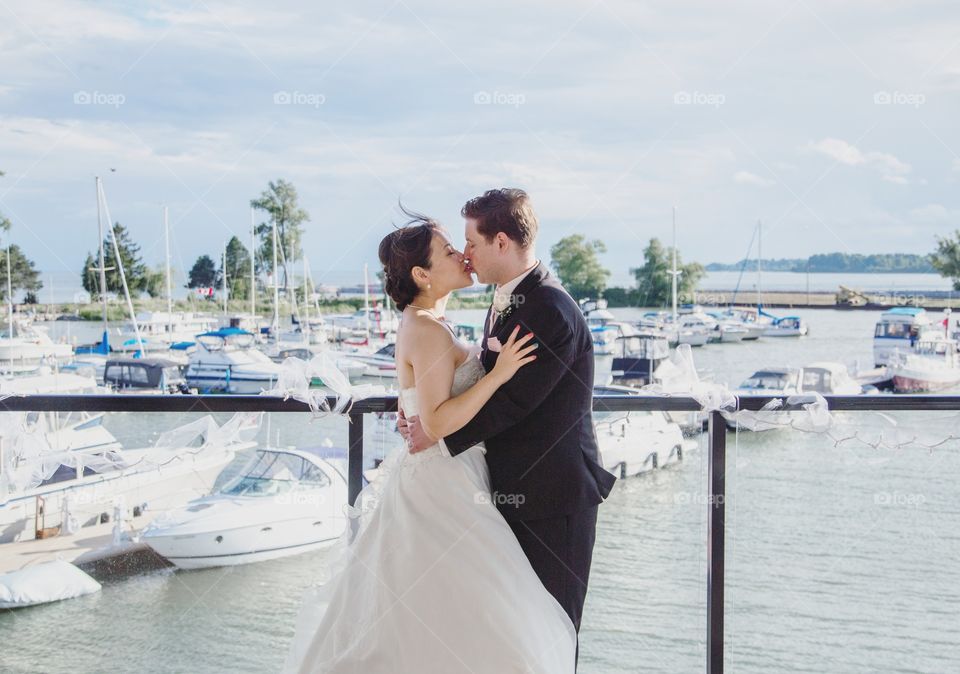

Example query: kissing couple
[285,188,616,673]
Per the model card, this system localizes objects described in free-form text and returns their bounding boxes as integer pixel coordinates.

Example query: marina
[0,307,958,672]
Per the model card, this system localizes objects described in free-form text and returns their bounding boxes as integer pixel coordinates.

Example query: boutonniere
[498,299,518,322]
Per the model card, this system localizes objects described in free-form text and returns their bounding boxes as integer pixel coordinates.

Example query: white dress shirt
[437,260,540,457]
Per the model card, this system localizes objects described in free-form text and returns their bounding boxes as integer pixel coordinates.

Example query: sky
[1,0,958,298]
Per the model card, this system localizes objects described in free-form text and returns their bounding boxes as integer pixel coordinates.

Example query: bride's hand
[491,325,538,383]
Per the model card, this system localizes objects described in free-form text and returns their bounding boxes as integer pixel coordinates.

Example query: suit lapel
[492,262,550,338]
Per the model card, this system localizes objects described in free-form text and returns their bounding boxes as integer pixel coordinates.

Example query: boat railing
[2,392,960,674]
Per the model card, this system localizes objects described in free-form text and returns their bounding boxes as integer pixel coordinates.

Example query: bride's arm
[410,322,537,441]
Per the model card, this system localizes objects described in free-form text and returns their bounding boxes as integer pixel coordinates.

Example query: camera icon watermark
[673,90,725,108]
[473,90,526,108]
[73,90,126,108]
[874,491,925,507]
[273,90,326,108]
[873,90,925,108]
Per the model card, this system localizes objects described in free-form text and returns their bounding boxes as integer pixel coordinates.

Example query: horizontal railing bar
[1,393,960,413]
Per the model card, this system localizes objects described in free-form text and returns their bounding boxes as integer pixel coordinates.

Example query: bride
[284,212,577,673]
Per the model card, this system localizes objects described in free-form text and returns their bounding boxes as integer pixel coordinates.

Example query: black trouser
[509,505,599,664]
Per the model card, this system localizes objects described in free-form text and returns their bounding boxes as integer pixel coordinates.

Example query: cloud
[733,170,775,187]
[805,138,913,184]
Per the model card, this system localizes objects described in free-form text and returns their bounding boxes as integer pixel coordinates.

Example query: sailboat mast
[222,240,228,315]
[271,217,279,334]
[98,180,145,355]
[6,247,13,347]
[302,254,310,344]
[671,206,678,325]
[164,206,173,334]
[363,263,371,340]
[757,219,763,310]
[96,177,108,330]
[250,209,256,319]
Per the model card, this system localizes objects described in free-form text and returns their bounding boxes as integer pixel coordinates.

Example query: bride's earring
[427,283,432,289]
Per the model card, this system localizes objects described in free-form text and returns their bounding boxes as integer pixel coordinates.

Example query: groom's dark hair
[462,188,538,249]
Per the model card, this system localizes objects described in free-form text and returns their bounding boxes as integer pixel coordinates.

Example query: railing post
[707,410,726,674]
[347,412,364,506]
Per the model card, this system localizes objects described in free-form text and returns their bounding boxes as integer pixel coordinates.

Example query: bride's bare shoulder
[397,310,454,356]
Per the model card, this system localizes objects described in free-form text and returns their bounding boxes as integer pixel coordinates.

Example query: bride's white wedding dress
[284,348,576,673]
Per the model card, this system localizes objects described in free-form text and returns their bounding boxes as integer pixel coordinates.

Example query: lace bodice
[399,347,485,416]
[399,347,486,459]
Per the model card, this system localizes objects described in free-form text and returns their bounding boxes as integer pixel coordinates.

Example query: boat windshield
[875,321,910,338]
[741,371,791,390]
[219,450,330,497]
[801,369,832,393]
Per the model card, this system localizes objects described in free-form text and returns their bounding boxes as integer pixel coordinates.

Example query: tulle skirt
[283,443,577,674]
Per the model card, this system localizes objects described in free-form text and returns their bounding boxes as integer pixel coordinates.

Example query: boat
[0,321,73,372]
[888,337,960,393]
[103,357,193,394]
[594,385,692,477]
[141,444,352,569]
[185,327,283,394]
[873,307,938,367]
[0,413,259,544]
[610,332,671,388]
[113,311,217,354]
[762,314,809,337]
[719,308,765,340]
[799,362,871,395]
[327,306,400,340]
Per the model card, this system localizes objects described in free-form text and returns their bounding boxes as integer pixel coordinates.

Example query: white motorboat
[185,328,283,394]
[0,413,258,544]
[594,385,691,477]
[114,311,218,354]
[799,362,869,395]
[327,306,400,340]
[719,308,766,340]
[872,307,938,367]
[888,338,960,393]
[142,445,351,569]
[0,321,73,371]
[763,314,808,337]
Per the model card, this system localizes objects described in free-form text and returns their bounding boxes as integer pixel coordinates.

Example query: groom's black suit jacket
[443,262,617,522]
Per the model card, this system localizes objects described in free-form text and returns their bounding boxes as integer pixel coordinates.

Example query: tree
[142,266,167,299]
[186,255,217,290]
[549,235,610,300]
[631,238,704,307]
[932,231,960,290]
[83,223,148,297]
[250,179,309,290]
[0,244,43,301]
[217,236,252,301]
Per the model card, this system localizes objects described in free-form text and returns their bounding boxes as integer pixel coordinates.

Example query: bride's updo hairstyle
[378,207,443,311]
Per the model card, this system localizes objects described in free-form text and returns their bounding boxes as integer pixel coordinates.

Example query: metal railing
[3,392,959,674]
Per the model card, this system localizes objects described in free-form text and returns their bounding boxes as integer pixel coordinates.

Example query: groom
[401,188,617,645]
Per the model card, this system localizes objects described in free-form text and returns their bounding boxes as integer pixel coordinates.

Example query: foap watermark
[474,490,526,508]
[874,291,926,307]
[674,491,725,506]
[674,90,725,108]
[473,90,526,108]
[874,491,926,507]
[679,290,728,306]
[273,90,326,108]
[73,90,126,108]
[873,90,925,108]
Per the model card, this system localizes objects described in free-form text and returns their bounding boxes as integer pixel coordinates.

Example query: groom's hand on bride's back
[406,415,436,454]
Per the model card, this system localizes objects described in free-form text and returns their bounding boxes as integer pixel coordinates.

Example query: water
[2,309,959,673]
